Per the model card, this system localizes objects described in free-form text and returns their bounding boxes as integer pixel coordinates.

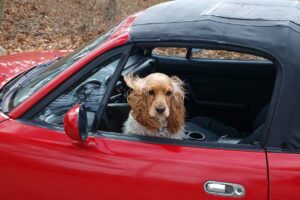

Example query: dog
[123,73,185,139]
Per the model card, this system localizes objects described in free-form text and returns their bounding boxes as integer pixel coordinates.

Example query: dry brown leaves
[0,0,167,54]
[0,0,268,60]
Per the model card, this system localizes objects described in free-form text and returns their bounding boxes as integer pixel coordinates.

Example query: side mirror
[64,104,88,143]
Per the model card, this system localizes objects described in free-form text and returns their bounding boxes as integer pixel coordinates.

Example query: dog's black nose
[156,106,165,114]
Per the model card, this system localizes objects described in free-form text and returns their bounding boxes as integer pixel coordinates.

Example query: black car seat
[238,124,264,145]
[190,104,270,139]
[237,105,270,144]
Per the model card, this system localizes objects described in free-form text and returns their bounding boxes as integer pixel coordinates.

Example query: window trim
[189,48,267,61]
[92,46,133,131]
[151,43,272,62]
[94,131,264,151]
[152,47,268,62]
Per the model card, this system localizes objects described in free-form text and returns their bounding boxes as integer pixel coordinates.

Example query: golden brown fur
[124,73,185,136]
[167,76,185,133]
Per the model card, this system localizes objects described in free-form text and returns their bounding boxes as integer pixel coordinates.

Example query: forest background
[0,0,167,55]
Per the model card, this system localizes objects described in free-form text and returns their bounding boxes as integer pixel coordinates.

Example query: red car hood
[0,50,71,122]
[0,50,71,88]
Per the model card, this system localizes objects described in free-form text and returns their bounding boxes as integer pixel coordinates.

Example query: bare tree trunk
[0,0,5,55]
[105,0,116,23]
[0,0,4,26]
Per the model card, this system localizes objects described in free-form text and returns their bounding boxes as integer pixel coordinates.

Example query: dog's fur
[123,73,185,139]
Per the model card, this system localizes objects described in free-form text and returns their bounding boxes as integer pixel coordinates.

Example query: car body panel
[268,153,300,200]
[0,119,268,200]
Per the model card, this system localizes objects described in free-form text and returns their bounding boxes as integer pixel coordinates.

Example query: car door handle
[204,181,245,198]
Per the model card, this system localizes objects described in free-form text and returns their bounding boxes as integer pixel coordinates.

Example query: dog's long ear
[124,74,160,131]
[124,74,136,89]
[171,76,184,100]
[124,74,144,106]
[124,74,144,91]
[167,76,185,134]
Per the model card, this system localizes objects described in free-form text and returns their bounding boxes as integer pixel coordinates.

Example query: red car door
[0,118,268,200]
[268,153,300,200]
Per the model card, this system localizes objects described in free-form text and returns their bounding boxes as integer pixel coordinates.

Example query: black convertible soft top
[131,0,300,149]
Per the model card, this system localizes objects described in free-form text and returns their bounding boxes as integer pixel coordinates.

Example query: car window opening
[101,46,276,146]
[31,45,276,147]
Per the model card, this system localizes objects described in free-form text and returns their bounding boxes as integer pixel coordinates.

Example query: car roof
[134,0,300,26]
[130,0,300,149]
[131,0,300,44]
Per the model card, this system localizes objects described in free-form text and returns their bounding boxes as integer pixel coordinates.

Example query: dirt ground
[0,0,167,55]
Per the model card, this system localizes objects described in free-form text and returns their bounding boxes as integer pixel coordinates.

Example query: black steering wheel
[74,80,102,102]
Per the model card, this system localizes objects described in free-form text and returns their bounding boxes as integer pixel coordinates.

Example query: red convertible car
[1,0,300,199]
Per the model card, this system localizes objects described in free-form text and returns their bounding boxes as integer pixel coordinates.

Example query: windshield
[1,28,115,113]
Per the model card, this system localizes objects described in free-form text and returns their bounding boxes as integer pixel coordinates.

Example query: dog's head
[124,73,185,133]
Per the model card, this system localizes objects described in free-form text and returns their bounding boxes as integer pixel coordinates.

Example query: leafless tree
[105,0,116,22]
[0,0,4,26]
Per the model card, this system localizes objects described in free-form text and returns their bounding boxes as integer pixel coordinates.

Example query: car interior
[102,46,276,145]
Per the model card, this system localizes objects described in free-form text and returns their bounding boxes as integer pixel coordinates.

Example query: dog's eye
[166,91,172,96]
[149,90,155,96]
